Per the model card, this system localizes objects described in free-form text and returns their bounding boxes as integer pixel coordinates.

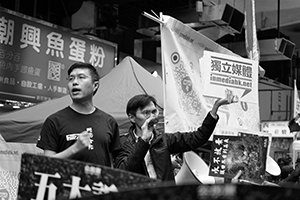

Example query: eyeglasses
[141,108,158,118]
[66,74,91,82]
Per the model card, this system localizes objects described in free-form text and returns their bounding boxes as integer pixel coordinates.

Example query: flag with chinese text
[160,15,260,136]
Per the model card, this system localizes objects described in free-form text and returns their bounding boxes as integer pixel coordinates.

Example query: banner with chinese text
[75,183,300,200]
[160,15,260,135]
[18,153,159,200]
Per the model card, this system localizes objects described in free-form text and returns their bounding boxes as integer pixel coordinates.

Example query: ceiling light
[12,104,20,109]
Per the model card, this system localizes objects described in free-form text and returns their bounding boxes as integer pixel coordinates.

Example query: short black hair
[126,94,157,116]
[68,62,100,82]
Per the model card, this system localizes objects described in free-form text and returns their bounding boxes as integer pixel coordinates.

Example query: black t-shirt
[37,106,120,166]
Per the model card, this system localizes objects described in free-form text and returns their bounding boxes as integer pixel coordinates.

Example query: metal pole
[15,0,20,12]
[277,0,280,38]
[33,0,37,18]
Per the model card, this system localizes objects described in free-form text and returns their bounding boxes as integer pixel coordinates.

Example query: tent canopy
[0,56,163,143]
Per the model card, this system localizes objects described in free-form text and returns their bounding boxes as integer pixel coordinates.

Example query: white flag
[244,0,266,77]
[245,0,260,62]
[160,15,260,135]
[294,79,300,117]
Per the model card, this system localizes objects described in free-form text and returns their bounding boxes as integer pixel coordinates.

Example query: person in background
[277,157,293,180]
[115,89,237,181]
[37,62,120,167]
[278,158,300,187]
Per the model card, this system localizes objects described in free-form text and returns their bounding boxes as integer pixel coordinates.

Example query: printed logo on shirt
[86,127,94,150]
[66,133,80,141]
[65,128,94,150]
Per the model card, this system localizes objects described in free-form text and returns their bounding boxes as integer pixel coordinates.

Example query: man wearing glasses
[37,62,120,167]
[115,91,237,181]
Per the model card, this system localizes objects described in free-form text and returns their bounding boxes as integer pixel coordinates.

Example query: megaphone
[266,155,281,176]
[175,151,215,185]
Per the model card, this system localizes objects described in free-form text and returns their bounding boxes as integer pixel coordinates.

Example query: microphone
[148,117,159,128]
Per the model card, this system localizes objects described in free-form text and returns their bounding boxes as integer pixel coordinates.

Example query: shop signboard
[0,7,117,103]
[261,121,293,138]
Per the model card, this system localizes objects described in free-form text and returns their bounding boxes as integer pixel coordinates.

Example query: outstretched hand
[215,88,239,107]
[231,170,243,184]
[210,89,238,117]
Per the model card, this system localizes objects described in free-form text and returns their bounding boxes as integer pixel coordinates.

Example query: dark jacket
[278,163,300,187]
[114,112,218,182]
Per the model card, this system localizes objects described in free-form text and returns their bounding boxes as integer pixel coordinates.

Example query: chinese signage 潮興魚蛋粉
[0,8,117,103]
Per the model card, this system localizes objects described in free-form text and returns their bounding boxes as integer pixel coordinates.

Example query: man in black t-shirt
[37,62,120,166]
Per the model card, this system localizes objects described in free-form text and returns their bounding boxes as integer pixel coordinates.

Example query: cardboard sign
[200,51,259,104]
[17,153,159,200]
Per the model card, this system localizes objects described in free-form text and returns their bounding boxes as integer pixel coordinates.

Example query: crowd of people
[36,62,300,187]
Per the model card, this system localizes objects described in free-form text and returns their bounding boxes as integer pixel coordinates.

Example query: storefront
[261,121,293,163]
[0,7,117,113]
